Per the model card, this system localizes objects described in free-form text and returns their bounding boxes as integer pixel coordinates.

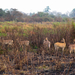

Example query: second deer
[43,37,51,49]
[16,38,29,50]
[54,38,66,53]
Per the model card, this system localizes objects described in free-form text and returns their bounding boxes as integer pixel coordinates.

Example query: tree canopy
[0,7,74,22]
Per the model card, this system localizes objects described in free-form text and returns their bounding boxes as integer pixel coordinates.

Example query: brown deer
[0,37,13,53]
[0,37,13,46]
[43,37,51,49]
[54,38,66,53]
[69,39,75,54]
[73,39,75,43]
[16,38,29,50]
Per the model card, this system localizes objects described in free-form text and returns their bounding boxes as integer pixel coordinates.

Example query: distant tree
[43,17,50,22]
[61,14,68,18]
[0,17,4,21]
[38,12,44,17]
[4,9,9,13]
[5,11,14,21]
[37,12,50,17]
[10,8,23,21]
[54,16,62,22]
[44,6,51,13]
[32,14,38,17]
[0,8,5,17]
[56,12,62,17]
[29,13,35,16]
[52,11,57,15]
[70,8,75,17]
[49,13,55,18]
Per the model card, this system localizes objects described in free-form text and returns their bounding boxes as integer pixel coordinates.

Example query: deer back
[20,40,29,46]
[69,44,75,50]
[54,38,66,48]
[54,42,66,48]
[2,40,13,45]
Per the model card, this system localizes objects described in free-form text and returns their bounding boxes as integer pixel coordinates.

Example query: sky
[0,0,75,14]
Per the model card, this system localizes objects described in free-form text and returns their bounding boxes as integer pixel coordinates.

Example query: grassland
[0,21,75,75]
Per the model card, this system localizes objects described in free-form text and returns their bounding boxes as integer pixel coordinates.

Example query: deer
[0,37,13,46]
[54,38,66,53]
[0,37,13,54]
[69,39,75,54]
[16,38,29,50]
[73,39,75,43]
[43,37,51,49]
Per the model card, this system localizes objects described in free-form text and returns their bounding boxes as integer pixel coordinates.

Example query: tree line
[0,7,75,22]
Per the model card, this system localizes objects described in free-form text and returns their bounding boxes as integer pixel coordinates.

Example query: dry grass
[0,21,75,74]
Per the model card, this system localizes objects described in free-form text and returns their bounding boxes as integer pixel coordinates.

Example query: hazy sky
[0,0,75,14]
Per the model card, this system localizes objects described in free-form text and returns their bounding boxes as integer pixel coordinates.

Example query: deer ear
[46,37,48,41]
[73,39,75,42]
[12,40,13,42]
[62,38,64,41]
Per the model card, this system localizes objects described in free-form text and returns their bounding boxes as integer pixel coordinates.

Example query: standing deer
[16,38,29,50]
[69,39,75,54]
[0,37,13,46]
[43,37,51,49]
[73,39,75,43]
[69,44,75,54]
[54,38,66,53]
[0,37,13,55]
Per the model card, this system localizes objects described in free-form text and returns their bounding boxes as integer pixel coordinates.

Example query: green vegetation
[0,33,7,36]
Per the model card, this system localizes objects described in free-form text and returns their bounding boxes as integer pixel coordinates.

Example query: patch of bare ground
[0,49,75,75]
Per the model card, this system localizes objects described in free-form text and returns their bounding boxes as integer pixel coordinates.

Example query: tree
[29,13,35,16]
[38,12,44,17]
[0,8,5,17]
[5,11,14,21]
[10,8,23,21]
[61,14,68,18]
[44,6,51,13]
[70,8,75,17]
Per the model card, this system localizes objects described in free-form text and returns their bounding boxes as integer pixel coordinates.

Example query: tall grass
[0,21,75,74]
[0,21,74,48]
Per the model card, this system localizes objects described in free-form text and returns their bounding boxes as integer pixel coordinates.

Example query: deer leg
[70,48,72,54]
[70,50,71,54]
[62,48,64,52]
[74,49,75,53]
[55,46,57,51]
[62,48,64,56]
[55,47,59,56]
[48,43,50,50]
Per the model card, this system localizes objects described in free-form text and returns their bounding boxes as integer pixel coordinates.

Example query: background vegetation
[0,21,75,74]
[0,6,75,75]
[0,7,75,22]
[0,21,75,54]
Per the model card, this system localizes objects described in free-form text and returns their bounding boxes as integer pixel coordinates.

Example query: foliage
[0,33,7,36]
[44,6,51,13]
[70,8,75,17]
[0,8,5,17]
[0,8,73,22]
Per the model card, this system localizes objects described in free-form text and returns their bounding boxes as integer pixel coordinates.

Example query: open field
[0,21,75,75]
